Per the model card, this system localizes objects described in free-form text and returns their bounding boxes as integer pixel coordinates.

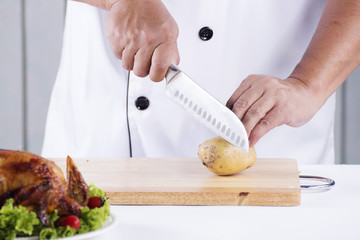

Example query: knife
[165,63,249,152]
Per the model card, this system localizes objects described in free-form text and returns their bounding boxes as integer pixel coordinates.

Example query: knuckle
[247,108,264,119]
[151,62,168,73]
[127,30,139,43]
[250,128,262,140]
[226,98,235,108]
[162,25,179,41]
[114,29,122,39]
[114,49,122,59]
[106,28,116,41]
[162,32,175,42]
[114,50,122,60]
[259,118,272,128]
[233,99,250,111]
[265,75,276,81]
[264,76,280,87]
[246,74,257,79]
[243,75,255,84]
[275,88,289,101]
[140,32,154,46]
[242,74,262,86]
[107,29,123,45]
[122,61,132,71]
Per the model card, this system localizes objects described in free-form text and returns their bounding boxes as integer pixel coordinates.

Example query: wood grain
[51,158,300,206]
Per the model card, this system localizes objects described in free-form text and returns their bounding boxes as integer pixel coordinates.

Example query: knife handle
[165,63,181,84]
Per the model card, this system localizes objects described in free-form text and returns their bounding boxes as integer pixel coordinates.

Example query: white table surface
[93,164,360,240]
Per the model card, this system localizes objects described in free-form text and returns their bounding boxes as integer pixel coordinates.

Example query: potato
[197,137,256,176]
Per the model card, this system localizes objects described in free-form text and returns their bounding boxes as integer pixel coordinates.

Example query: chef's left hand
[226,75,325,147]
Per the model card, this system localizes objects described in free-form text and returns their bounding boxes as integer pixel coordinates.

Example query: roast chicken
[0,150,89,227]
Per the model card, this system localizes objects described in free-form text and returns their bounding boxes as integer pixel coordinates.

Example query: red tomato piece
[87,196,105,209]
[60,215,81,230]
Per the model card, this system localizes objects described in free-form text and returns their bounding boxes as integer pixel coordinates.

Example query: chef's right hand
[106,0,180,82]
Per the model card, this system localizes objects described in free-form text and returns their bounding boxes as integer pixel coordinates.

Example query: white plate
[16,214,118,240]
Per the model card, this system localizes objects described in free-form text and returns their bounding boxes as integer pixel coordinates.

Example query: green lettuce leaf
[78,184,111,233]
[39,226,76,240]
[0,199,40,238]
[88,184,106,198]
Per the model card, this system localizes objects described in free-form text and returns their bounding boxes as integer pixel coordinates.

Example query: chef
[42,0,360,164]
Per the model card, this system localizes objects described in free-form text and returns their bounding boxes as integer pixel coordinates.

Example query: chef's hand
[227,0,360,147]
[226,76,325,147]
[106,0,180,82]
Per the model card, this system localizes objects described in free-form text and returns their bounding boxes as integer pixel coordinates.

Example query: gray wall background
[0,0,359,164]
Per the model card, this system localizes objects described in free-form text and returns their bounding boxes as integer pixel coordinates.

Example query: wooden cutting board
[52,158,300,206]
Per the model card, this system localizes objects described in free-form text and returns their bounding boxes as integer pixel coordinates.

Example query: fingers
[241,94,276,137]
[121,44,139,71]
[133,46,154,77]
[226,77,251,109]
[231,75,318,147]
[227,75,291,146]
[105,0,179,82]
[113,35,179,82]
[149,43,180,82]
[117,41,179,81]
[231,85,264,120]
[248,108,284,146]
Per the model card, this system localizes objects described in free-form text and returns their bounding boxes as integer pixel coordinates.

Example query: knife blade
[165,63,249,152]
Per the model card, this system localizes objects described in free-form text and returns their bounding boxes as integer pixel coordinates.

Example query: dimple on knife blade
[165,64,249,152]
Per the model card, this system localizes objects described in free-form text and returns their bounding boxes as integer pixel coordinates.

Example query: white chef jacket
[42,0,335,164]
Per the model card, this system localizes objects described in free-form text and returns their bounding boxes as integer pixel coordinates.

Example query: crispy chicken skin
[67,156,90,206]
[0,150,89,227]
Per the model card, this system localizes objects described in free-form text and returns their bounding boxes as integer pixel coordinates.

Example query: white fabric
[42,0,335,164]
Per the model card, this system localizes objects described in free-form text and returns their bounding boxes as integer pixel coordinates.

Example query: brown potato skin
[198,137,256,176]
